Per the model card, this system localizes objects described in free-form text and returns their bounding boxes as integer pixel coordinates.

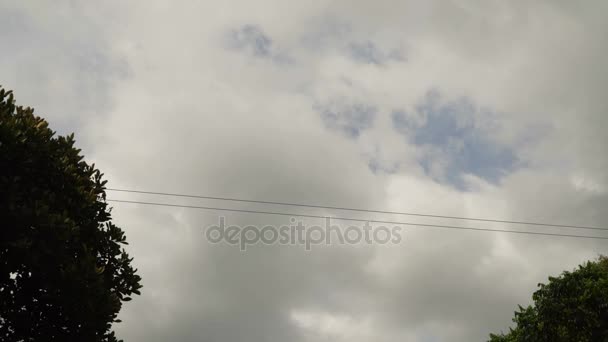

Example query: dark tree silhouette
[0,87,142,341]
[489,256,608,342]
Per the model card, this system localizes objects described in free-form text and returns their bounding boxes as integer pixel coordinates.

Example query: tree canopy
[489,256,608,342]
[0,87,142,341]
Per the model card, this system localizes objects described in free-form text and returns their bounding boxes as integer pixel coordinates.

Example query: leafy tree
[489,256,608,342]
[0,87,142,341]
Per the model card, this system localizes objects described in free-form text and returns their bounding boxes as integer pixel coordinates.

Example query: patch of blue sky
[393,91,519,189]
[228,24,272,57]
[225,25,293,65]
[348,41,405,65]
[368,158,400,175]
[296,16,404,65]
[315,101,376,139]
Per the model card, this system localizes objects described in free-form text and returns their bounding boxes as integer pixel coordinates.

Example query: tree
[0,87,142,341]
[489,256,608,342]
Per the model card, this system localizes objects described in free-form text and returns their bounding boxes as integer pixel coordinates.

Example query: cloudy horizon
[2,1,607,341]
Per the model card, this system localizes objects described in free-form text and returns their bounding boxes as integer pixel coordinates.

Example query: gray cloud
[0,2,128,143]
[4,1,608,342]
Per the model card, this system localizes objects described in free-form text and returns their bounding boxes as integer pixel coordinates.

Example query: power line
[107,199,608,240]
[106,188,607,232]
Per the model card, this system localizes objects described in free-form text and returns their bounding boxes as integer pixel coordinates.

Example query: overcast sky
[2,1,608,341]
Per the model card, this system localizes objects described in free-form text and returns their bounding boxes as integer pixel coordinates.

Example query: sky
[2,1,608,341]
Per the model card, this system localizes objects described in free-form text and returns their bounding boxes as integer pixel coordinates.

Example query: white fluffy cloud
[3,1,607,341]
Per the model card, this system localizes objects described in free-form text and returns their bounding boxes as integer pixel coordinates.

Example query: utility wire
[107,199,608,240]
[106,188,607,232]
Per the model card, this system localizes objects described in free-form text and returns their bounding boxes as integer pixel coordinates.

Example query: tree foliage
[0,87,142,341]
[489,256,608,342]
